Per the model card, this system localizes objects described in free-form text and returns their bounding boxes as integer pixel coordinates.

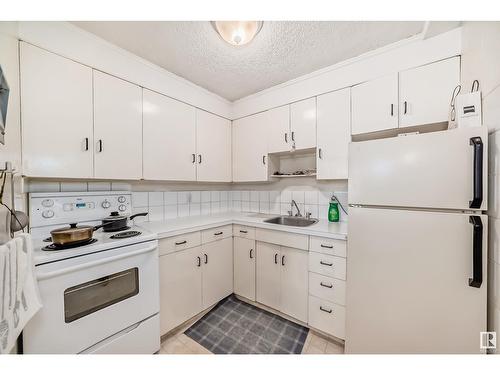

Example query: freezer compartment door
[345,207,487,354]
[348,126,488,210]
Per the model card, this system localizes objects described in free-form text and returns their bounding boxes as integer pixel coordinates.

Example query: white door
[267,105,291,153]
[348,126,488,211]
[290,97,316,150]
[279,247,308,322]
[256,241,281,311]
[351,74,398,135]
[142,89,197,181]
[20,42,94,178]
[233,237,256,301]
[159,246,202,335]
[346,207,487,354]
[316,88,351,179]
[399,57,460,128]
[232,112,268,182]
[196,110,232,182]
[202,237,233,309]
[93,71,143,179]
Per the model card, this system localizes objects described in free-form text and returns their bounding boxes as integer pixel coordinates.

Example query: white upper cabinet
[232,112,269,182]
[20,42,94,178]
[351,73,399,135]
[316,88,351,180]
[196,110,232,182]
[290,97,317,150]
[399,57,460,128]
[267,105,291,153]
[142,89,197,181]
[93,71,143,180]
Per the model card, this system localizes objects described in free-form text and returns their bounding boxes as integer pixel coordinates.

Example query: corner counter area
[138,213,348,347]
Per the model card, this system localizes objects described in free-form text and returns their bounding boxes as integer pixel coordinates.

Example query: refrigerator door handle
[469,137,483,209]
[468,215,483,288]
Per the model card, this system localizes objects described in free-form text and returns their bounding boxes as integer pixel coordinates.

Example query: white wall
[461,21,500,354]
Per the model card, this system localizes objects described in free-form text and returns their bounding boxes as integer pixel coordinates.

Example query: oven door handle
[36,243,157,281]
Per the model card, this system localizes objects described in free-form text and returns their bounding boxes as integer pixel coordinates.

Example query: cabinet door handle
[291,131,295,141]
[175,240,187,245]
[98,139,103,152]
[319,306,333,314]
[468,215,483,288]
[390,104,394,116]
[274,253,278,264]
[262,155,266,165]
[320,261,333,267]
[285,133,288,143]
[198,154,202,164]
[197,256,201,267]
[214,231,223,236]
[281,255,285,266]
[318,148,322,159]
[249,249,254,259]
[239,230,248,234]
[320,244,333,249]
[84,137,89,151]
[403,101,408,115]
[192,153,196,163]
[204,253,208,264]
[320,282,333,289]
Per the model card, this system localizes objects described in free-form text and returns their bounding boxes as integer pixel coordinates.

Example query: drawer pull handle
[249,249,254,259]
[281,255,285,266]
[175,240,187,245]
[320,306,333,314]
[197,256,201,267]
[320,261,333,266]
[320,244,333,249]
[214,232,223,236]
[204,253,208,264]
[320,282,333,289]
[239,230,248,234]
[274,253,278,264]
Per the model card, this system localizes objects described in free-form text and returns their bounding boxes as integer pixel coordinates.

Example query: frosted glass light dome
[211,21,263,46]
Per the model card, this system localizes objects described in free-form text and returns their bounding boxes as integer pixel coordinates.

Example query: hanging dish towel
[0,234,42,354]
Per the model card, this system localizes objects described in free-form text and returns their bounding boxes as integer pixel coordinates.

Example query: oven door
[23,240,159,354]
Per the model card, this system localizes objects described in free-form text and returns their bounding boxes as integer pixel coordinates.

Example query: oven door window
[64,268,139,323]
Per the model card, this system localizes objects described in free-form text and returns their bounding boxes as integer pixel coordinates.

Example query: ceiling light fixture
[211,21,263,46]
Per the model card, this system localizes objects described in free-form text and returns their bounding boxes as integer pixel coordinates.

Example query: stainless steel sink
[263,215,318,227]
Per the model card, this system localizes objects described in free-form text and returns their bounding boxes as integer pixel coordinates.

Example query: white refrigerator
[346,126,488,354]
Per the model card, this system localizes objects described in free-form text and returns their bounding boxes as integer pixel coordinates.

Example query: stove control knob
[118,196,126,203]
[101,200,111,209]
[118,204,126,212]
[42,210,54,218]
[42,199,54,207]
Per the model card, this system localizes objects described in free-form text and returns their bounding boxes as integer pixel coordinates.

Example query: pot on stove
[101,211,148,232]
[50,222,111,246]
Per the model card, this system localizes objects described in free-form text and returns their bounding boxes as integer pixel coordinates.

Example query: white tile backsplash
[164,205,178,220]
[232,191,241,201]
[190,191,201,204]
[201,202,211,215]
[211,201,220,214]
[220,191,229,202]
[148,206,164,221]
[178,204,189,217]
[211,191,220,202]
[242,201,250,212]
[189,203,201,216]
[250,201,259,213]
[88,182,111,191]
[241,191,250,201]
[164,192,178,205]
[148,192,163,207]
[280,190,292,204]
[305,191,318,205]
[291,191,305,204]
[60,182,87,192]
[259,191,269,203]
[201,191,211,203]
[250,191,259,202]
[178,191,191,205]
[132,192,148,208]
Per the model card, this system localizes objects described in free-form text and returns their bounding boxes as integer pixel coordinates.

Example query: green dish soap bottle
[328,196,340,222]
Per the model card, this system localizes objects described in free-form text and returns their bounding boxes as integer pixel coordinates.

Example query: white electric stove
[23,191,161,354]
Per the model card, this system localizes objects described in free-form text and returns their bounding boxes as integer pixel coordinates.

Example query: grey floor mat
[185,294,309,354]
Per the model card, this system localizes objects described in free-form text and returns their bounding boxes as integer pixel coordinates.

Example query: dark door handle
[197,256,201,267]
[319,306,332,314]
[84,137,89,151]
[98,139,103,152]
[239,230,248,234]
[320,244,333,249]
[198,154,202,164]
[274,253,278,264]
[320,261,333,266]
[468,216,483,288]
[390,103,394,116]
[281,255,285,266]
[249,249,254,259]
[175,240,187,245]
[469,137,483,209]
[262,155,266,165]
[291,131,295,141]
[204,253,208,264]
[403,101,408,114]
[285,133,288,143]
[192,153,196,163]
[318,148,322,159]
[214,231,223,236]
[320,282,333,289]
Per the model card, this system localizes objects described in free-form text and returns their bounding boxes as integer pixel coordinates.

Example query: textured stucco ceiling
[72,21,425,101]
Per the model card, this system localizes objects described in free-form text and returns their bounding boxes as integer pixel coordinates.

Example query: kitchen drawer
[233,225,255,240]
[255,228,308,250]
[201,225,233,243]
[308,295,346,340]
[308,272,346,305]
[309,236,347,258]
[309,252,346,280]
[159,231,201,256]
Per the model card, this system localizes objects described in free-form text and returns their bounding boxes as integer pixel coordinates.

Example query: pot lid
[50,223,93,234]
[103,211,128,221]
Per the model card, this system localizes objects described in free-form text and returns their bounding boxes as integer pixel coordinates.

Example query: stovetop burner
[110,230,141,239]
[103,226,131,233]
[42,238,98,251]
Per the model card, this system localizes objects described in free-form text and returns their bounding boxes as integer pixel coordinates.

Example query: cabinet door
[266,105,290,153]
[196,110,231,182]
[290,97,316,150]
[280,247,308,322]
[351,74,398,135]
[20,42,93,178]
[399,57,460,128]
[143,89,197,181]
[93,71,142,179]
[159,246,202,335]
[202,237,233,309]
[256,241,281,311]
[232,112,268,182]
[233,237,256,301]
[316,88,351,180]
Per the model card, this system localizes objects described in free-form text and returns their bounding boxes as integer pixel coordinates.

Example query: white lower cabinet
[256,241,308,322]
[233,237,256,301]
[159,246,203,335]
[201,237,234,309]
[308,296,346,340]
